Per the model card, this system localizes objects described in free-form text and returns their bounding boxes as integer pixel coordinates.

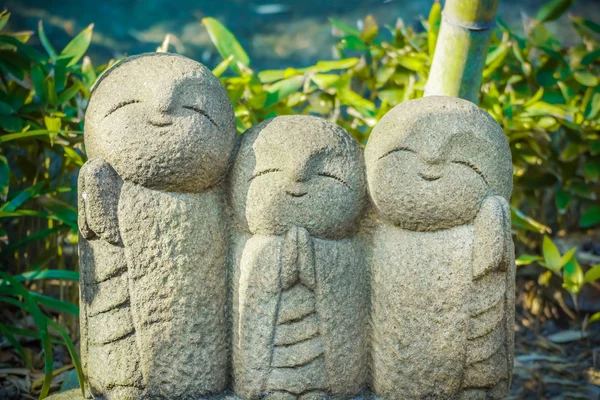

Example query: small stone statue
[229,116,369,399]
[79,53,236,399]
[365,96,515,399]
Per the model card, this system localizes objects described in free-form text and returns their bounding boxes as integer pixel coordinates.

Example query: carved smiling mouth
[418,173,441,182]
[285,190,308,198]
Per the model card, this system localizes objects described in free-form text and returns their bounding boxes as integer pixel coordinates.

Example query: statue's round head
[365,96,512,231]
[84,53,236,192]
[231,115,366,239]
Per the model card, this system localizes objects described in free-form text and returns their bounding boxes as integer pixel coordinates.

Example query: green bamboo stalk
[424,0,499,104]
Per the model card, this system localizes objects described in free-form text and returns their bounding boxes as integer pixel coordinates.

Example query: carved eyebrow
[183,105,218,127]
[452,160,489,186]
[377,146,416,160]
[104,100,141,118]
[318,172,351,189]
[248,168,282,182]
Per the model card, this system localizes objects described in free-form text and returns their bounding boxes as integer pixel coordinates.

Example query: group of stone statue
[73,53,516,400]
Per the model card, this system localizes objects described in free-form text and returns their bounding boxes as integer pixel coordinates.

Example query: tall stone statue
[79,53,236,399]
[365,96,515,399]
[229,116,369,399]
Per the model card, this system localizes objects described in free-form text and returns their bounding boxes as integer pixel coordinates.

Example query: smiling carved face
[365,96,513,231]
[84,53,236,193]
[230,116,366,239]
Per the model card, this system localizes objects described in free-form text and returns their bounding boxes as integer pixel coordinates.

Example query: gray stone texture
[79,53,236,399]
[75,55,515,400]
[229,116,369,399]
[365,96,515,399]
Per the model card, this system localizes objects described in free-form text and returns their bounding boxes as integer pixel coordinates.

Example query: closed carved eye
[104,100,141,118]
[452,160,489,186]
[248,168,282,182]
[183,105,218,127]
[378,146,416,160]
[317,172,350,189]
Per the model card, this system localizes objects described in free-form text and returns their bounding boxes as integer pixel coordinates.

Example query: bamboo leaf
[0,272,53,398]
[29,292,79,315]
[0,181,45,212]
[427,0,442,60]
[58,23,94,67]
[202,18,249,75]
[585,264,600,283]
[536,0,575,23]
[360,15,379,43]
[38,21,57,60]
[14,270,79,282]
[212,55,234,78]
[582,48,600,66]
[580,205,600,228]
[46,319,85,398]
[510,207,551,233]
[542,236,563,272]
[0,11,10,32]
[516,254,542,266]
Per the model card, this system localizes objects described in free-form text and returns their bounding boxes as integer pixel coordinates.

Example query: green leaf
[0,272,53,398]
[360,15,379,43]
[515,254,542,266]
[589,312,600,324]
[585,264,600,283]
[57,80,82,104]
[536,0,575,23]
[511,207,551,234]
[212,55,234,78]
[14,270,79,282]
[580,205,600,228]
[81,56,97,89]
[0,226,69,258]
[58,23,94,67]
[202,18,250,75]
[428,0,442,59]
[0,155,9,200]
[563,259,584,294]
[265,76,304,108]
[0,129,58,143]
[44,116,61,132]
[561,247,577,265]
[0,322,32,369]
[313,58,359,72]
[29,292,79,315]
[0,181,45,212]
[543,236,563,272]
[555,187,571,213]
[0,11,10,31]
[46,319,85,398]
[582,48,600,66]
[574,70,599,87]
[38,20,57,60]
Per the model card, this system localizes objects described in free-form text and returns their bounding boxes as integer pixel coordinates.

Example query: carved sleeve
[472,195,510,279]
[78,158,123,245]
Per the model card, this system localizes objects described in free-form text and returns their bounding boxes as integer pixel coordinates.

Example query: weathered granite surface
[78,52,236,399]
[72,52,515,400]
[365,96,515,399]
[229,116,369,399]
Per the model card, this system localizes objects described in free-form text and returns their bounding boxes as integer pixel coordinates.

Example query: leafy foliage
[0,10,107,398]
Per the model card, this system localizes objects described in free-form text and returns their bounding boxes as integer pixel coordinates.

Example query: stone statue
[79,53,236,399]
[229,116,369,399]
[364,96,515,399]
